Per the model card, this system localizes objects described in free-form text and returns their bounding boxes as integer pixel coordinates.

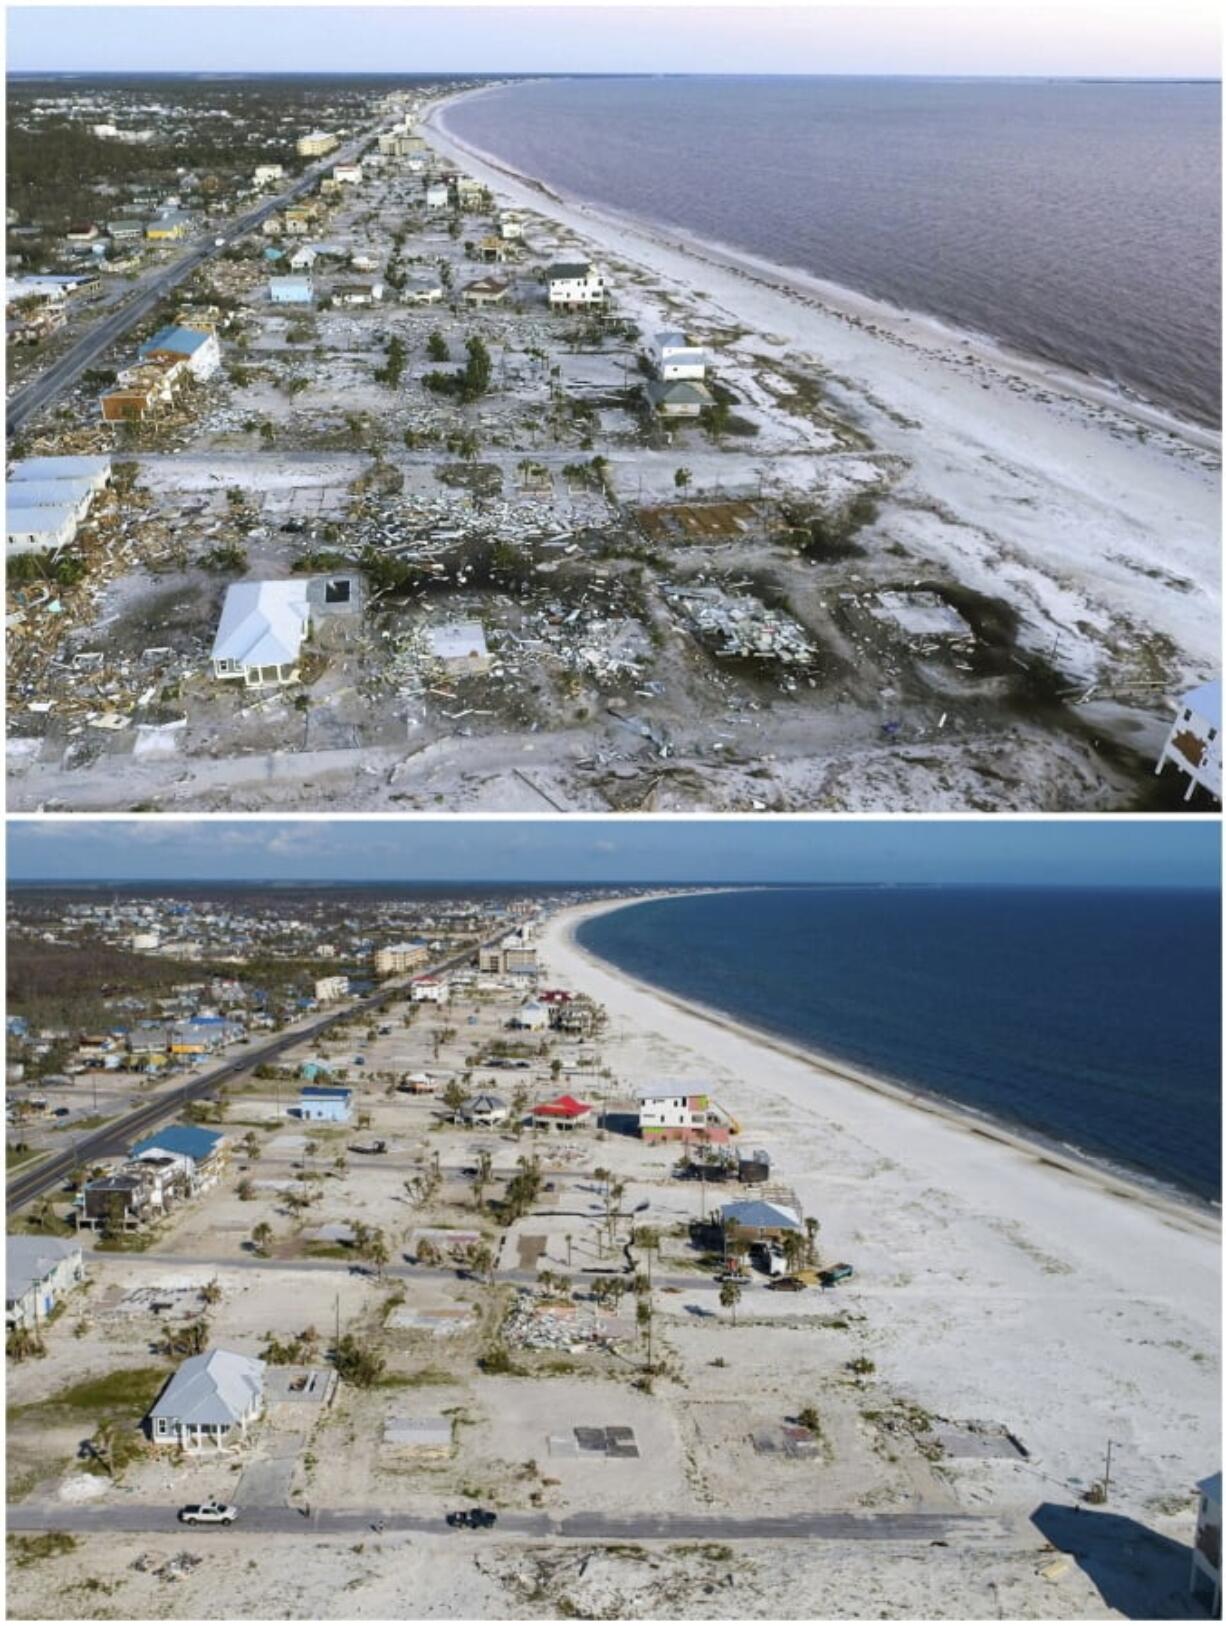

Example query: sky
[5,818,1220,887]
[5,2,1221,77]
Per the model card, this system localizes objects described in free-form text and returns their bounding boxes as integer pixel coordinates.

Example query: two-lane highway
[6,128,378,438]
[5,1500,1016,1544]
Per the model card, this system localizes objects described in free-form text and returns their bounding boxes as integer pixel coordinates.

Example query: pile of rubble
[132,1551,203,1583]
[664,583,817,673]
[513,603,654,686]
[502,1289,629,1353]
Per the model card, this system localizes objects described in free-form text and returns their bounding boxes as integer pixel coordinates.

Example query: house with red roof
[531,1093,593,1131]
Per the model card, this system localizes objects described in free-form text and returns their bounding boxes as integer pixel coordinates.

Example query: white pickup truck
[178,1499,238,1526]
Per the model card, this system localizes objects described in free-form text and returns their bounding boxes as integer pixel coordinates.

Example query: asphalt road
[5,129,377,438]
[5,1502,1010,1543]
[4,935,496,1216]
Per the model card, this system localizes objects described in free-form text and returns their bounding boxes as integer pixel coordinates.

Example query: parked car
[179,1499,238,1525]
[446,1507,497,1529]
[820,1263,855,1288]
[768,1276,809,1292]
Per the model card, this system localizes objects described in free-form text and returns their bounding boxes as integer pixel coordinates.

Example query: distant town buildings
[374,941,429,976]
[296,131,338,158]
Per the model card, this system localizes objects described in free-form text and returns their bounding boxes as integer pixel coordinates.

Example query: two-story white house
[636,1081,731,1143]
[547,260,607,310]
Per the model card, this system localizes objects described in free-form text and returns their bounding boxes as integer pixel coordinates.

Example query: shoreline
[546,892,1220,1238]
[422,84,1221,694]
[428,83,1221,453]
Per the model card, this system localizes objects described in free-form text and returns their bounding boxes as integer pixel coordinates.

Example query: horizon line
[8,877,1217,890]
[7,70,1222,81]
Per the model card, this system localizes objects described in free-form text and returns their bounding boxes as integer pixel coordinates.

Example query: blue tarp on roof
[300,1085,352,1100]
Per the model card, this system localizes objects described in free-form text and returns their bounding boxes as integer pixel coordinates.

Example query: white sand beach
[428,88,1221,712]
[541,894,1221,1531]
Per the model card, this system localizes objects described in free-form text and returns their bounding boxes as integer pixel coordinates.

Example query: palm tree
[199,1278,222,1306]
[633,1226,661,1286]
[473,1148,493,1211]
[636,1293,654,1368]
[719,1279,743,1326]
[804,1216,820,1264]
[782,1231,807,1275]
[251,1221,273,1256]
[6,1324,45,1363]
[367,1230,390,1280]
[89,1419,122,1479]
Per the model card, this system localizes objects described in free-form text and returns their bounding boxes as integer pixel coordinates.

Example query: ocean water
[444,76,1222,426]
[578,887,1222,1203]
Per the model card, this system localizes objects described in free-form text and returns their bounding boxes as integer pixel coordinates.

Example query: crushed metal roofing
[429,621,489,663]
[211,579,310,670]
[148,1348,265,1428]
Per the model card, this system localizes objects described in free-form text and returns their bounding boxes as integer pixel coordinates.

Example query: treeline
[7,940,199,1007]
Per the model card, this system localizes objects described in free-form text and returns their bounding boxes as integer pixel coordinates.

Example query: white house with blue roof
[270,276,313,305]
[298,1085,353,1122]
[130,1123,228,1191]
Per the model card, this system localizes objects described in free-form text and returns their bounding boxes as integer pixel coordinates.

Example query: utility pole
[334,1293,340,1355]
[1103,1439,1117,1503]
